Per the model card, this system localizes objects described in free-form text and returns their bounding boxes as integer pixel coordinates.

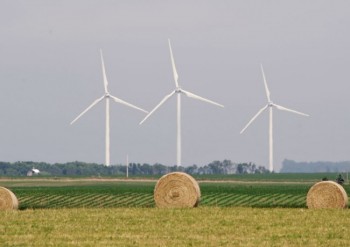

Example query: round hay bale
[307,181,348,209]
[0,187,19,210]
[154,172,201,208]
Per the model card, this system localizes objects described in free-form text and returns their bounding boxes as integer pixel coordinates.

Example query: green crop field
[1,173,349,209]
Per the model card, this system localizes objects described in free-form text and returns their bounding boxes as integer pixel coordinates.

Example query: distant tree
[237,164,244,174]
[0,160,270,177]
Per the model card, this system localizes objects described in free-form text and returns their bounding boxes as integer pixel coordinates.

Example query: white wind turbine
[140,39,224,166]
[240,64,309,172]
[71,50,148,166]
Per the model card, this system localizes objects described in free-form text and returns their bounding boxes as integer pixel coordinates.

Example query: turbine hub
[175,87,182,93]
[268,101,273,107]
[105,92,110,98]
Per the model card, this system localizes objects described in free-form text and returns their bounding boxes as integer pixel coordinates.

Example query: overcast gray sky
[0,1,349,171]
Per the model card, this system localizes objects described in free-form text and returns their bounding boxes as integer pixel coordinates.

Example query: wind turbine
[240,64,309,172]
[71,49,148,166]
[140,39,224,166]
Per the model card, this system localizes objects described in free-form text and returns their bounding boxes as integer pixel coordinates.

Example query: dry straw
[154,172,201,208]
[0,187,19,210]
[307,181,348,209]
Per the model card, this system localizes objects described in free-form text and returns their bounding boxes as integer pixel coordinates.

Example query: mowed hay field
[1,175,350,246]
[2,208,350,246]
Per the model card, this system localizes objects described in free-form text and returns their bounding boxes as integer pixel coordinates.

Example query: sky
[0,1,349,171]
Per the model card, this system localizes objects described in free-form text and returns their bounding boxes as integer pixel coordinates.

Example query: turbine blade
[109,95,148,114]
[70,95,105,124]
[240,105,268,134]
[100,49,108,93]
[182,89,224,108]
[260,64,271,102]
[139,90,176,125]
[168,39,179,88]
[273,104,309,117]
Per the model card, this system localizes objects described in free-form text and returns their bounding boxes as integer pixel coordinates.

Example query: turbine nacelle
[268,101,274,107]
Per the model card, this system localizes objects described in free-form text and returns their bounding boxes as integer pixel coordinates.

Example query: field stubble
[1,207,350,246]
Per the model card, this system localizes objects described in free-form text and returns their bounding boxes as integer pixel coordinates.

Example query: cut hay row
[40,195,68,208]
[219,196,250,206]
[229,194,254,202]
[19,194,64,208]
[63,194,112,208]
[20,193,47,205]
[17,193,305,208]
[114,193,153,207]
[17,195,35,204]
[93,195,118,205]
[64,194,95,207]
[86,193,151,207]
[111,193,143,206]
[88,195,122,208]
[71,194,115,207]
[251,194,293,206]
[74,193,148,207]
[253,195,306,207]
[102,196,135,208]
[201,193,235,205]
[18,192,154,209]
[130,194,154,207]
[266,193,290,205]
[233,194,258,205]
[202,194,245,206]
[17,190,310,209]
[262,195,291,206]
[203,193,243,203]
[97,195,137,207]
[249,195,271,206]
[58,195,101,208]
[222,194,249,205]
[288,195,306,207]
[234,195,278,207]
[248,195,283,207]
[200,193,307,208]
[200,195,223,204]
[273,194,298,205]
[220,194,249,206]
[134,199,153,207]
[202,194,247,207]
[19,194,80,208]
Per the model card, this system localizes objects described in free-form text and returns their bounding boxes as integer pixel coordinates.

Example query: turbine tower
[140,39,224,166]
[240,64,309,172]
[71,49,148,166]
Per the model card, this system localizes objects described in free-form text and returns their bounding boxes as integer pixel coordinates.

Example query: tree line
[0,160,269,177]
[280,159,350,173]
